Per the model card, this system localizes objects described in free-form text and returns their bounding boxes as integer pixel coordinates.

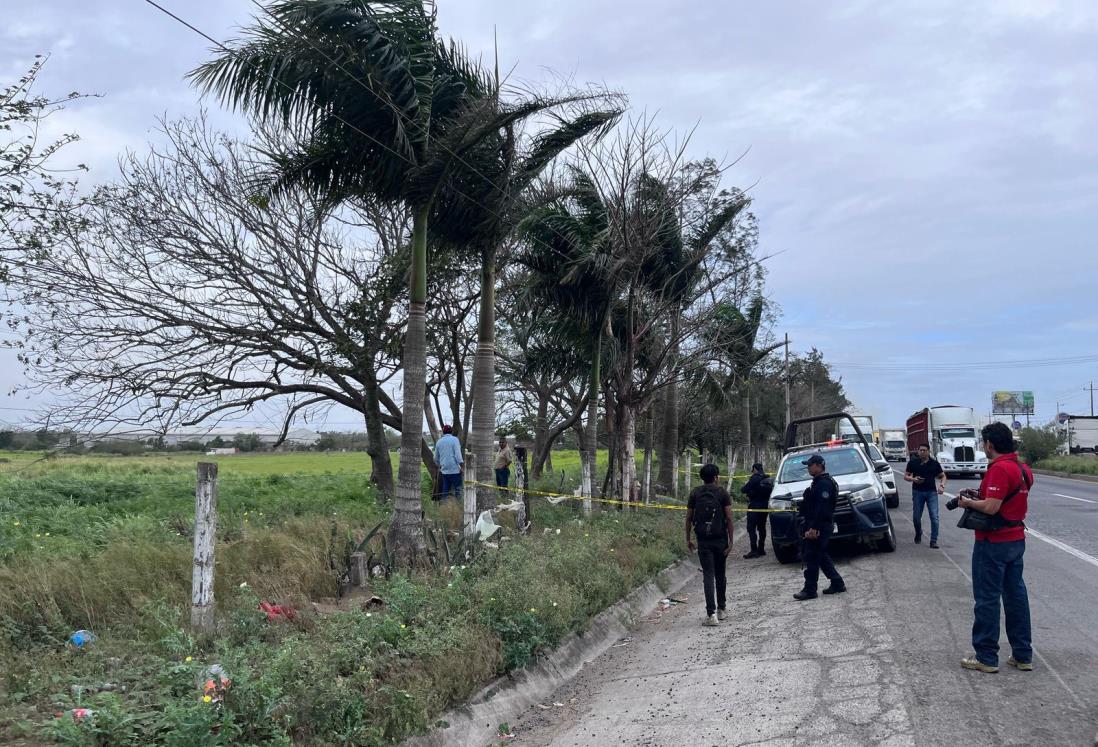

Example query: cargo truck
[1067,415,1098,454]
[906,405,987,477]
[838,414,875,444]
[880,429,907,461]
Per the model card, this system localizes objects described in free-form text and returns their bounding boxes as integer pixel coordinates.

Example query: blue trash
[69,630,96,649]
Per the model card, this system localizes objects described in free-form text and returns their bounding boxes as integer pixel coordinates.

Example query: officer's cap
[801,454,825,467]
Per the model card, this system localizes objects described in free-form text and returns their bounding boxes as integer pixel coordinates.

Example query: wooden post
[515,446,530,532]
[463,453,477,537]
[191,462,218,634]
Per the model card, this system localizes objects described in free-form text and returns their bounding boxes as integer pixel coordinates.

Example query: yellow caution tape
[467,480,784,513]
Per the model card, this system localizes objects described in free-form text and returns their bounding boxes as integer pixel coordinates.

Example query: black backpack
[692,485,727,540]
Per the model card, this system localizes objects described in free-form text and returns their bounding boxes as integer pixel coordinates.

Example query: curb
[1031,468,1098,484]
[403,528,744,747]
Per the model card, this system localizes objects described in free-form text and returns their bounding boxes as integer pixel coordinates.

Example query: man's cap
[801,454,825,467]
[442,424,453,434]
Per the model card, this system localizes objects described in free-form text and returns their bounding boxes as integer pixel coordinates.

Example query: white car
[865,443,900,508]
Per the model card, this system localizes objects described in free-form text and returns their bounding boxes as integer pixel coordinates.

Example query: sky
[3,0,1098,431]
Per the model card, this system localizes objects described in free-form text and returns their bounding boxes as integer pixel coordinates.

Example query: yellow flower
[12,521,19,527]
[185,656,193,663]
[202,695,212,703]
[34,533,40,538]
[529,607,537,613]
[400,624,406,629]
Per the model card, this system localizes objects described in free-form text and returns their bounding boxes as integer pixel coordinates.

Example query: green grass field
[0,448,708,745]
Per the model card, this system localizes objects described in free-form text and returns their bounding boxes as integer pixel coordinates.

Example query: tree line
[1,1,849,560]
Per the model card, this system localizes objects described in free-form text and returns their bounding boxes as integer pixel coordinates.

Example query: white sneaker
[703,614,719,627]
[717,609,727,621]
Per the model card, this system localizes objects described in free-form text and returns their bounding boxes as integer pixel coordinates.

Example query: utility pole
[1088,382,1096,417]
[783,333,791,429]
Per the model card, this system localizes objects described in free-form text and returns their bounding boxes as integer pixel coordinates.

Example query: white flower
[239,582,249,588]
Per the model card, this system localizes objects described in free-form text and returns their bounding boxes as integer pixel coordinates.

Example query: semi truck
[1067,415,1098,454]
[906,405,987,477]
[879,429,907,461]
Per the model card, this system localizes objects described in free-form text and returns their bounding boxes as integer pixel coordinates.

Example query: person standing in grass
[494,436,513,489]
[433,424,464,501]
[686,463,736,627]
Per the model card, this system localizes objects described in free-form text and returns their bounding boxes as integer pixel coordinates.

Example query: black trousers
[747,511,768,550]
[697,540,728,615]
[802,526,843,593]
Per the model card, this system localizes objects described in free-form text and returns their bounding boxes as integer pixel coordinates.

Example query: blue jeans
[972,539,1032,666]
[438,472,463,501]
[495,467,510,488]
[912,489,940,542]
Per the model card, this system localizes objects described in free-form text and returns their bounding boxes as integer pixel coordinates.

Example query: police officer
[793,454,847,600]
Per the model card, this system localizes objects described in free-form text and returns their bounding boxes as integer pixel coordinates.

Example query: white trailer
[1067,416,1098,454]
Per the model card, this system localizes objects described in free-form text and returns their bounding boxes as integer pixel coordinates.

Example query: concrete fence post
[191,462,218,634]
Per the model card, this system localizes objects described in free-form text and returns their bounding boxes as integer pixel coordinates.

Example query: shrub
[1018,426,1064,464]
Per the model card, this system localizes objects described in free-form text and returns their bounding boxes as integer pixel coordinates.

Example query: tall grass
[0,451,688,745]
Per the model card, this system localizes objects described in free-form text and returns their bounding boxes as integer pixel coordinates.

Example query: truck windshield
[779,448,868,482]
[940,428,975,439]
[885,440,905,448]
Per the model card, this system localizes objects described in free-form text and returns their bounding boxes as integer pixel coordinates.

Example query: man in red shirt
[956,422,1033,673]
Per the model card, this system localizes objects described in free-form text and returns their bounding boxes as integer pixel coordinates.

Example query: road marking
[1052,492,1097,504]
[1027,528,1098,569]
[938,545,1086,711]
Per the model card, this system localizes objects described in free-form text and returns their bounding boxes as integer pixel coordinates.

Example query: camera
[946,488,978,511]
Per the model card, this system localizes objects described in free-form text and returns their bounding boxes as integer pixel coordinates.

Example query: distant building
[84,427,321,449]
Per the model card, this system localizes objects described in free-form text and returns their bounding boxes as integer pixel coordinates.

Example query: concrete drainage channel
[402,527,745,747]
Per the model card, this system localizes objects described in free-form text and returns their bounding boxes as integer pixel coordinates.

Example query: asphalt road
[508,464,1098,746]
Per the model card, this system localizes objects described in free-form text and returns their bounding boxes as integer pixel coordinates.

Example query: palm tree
[191,0,576,556]
[518,170,619,512]
[434,108,620,515]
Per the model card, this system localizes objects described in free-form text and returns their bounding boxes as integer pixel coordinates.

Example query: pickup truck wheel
[879,512,897,553]
[773,541,800,565]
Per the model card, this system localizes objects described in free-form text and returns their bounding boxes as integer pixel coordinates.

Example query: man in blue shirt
[433,424,464,501]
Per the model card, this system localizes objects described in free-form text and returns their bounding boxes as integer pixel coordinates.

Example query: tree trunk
[580,333,602,514]
[469,249,497,514]
[657,314,681,491]
[389,206,430,561]
[531,388,549,479]
[619,403,637,509]
[362,368,394,501]
[671,449,680,501]
[642,406,654,504]
[726,442,735,490]
[742,389,752,465]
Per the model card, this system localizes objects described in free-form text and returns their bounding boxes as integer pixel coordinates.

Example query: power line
[832,354,1098,371]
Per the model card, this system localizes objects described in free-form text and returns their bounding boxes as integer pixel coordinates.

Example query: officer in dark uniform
[793,454,847,600]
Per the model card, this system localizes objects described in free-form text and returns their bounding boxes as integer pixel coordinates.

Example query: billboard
[992,391,1034,415]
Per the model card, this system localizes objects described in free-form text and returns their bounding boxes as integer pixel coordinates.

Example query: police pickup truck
[767,413,898,564]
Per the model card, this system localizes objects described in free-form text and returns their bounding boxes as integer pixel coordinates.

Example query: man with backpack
[740,462,773,558]
[685,463,736,627]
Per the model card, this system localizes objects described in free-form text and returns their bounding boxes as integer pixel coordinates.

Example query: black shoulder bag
[957,463,1031,532]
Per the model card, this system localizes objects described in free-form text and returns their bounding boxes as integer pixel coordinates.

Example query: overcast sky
[4,0,1098,431]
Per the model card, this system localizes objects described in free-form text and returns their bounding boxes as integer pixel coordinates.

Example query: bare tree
[1,117,421,498]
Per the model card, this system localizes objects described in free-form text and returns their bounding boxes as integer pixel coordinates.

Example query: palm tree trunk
[619,403,637,508]
[469,249,497,525]
[532,388,549,479]
[362,367,394,501]
[657,314,681,491]
[580,333,601,515]
[642,406,654,504]
[389,206,430,561]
